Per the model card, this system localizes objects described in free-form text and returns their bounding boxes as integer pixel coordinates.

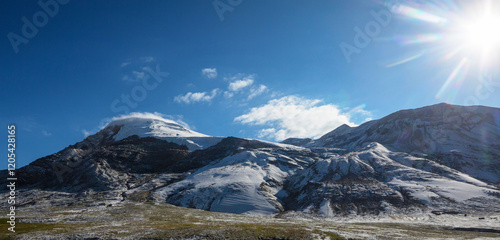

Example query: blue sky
[2,0,499,168]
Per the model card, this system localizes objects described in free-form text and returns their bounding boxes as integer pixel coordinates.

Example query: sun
[440,0,500,70]
[460,15,500,51]
[448,0,500,62]
[384,0,500,101]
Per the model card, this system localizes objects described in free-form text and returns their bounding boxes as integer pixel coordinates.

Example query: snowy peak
[314,103,500,151]
[94,114,223,151]
[105,116,208,141]
[378,103,497,127]
[317,123,353,141]
[311,103,500,183]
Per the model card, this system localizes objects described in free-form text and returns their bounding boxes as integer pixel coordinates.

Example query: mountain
[2,104,500,217]
[153,137,315,215]
[301,103,500,183]
[105,115,224,151]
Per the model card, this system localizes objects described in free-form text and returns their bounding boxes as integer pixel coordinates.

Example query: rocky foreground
[2,197,500,239]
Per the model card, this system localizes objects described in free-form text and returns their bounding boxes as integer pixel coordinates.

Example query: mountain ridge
[2,103,499,217]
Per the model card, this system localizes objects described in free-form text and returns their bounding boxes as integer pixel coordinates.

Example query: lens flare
[392,4,447,24]
[381,0,500,101]
[436,58,469,100]
[385,52,425,68]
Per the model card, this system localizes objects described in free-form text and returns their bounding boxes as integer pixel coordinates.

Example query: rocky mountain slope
[300,103,500,183]
[2,103,500,217]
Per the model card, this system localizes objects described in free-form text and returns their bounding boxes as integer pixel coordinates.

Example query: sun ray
[385,52,425,68]
[441,45,464,62]
[385,0,499,100]
[392,4,447,24]
[394,34,443,45]
[436,58,469,99]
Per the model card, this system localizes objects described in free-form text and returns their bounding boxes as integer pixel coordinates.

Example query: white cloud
[229,78,254,92]
[82,129,92,137]
[202,68,218,79]
[221,73,262,99]
[235,95,368,141]
[42,130,52,136]
[224,73,254,82]
[111,112,169,122]
[110,112,192,130]
[82,112,193,137]
[348,104,372,116]
[223,91,234,98]
[174,89,220,104]
[121,62,131,67]
[140,56,154,62]
[247,84,268,100]
[257,128,278,139]
[183,72,265,102]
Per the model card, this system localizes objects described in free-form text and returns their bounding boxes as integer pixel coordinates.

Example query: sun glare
[448,0,500,62]
[385,0,500,101]
[461,15,500,51]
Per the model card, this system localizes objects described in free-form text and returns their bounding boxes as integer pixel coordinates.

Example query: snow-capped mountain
[109,116,208,139]
[2,103,499,217]
[101,115,224,151]
[284,142,499,215]
[300,103,500,183]
[153,137,315,215]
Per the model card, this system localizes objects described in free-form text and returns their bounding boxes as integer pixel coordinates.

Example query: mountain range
[2,103,500,217]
